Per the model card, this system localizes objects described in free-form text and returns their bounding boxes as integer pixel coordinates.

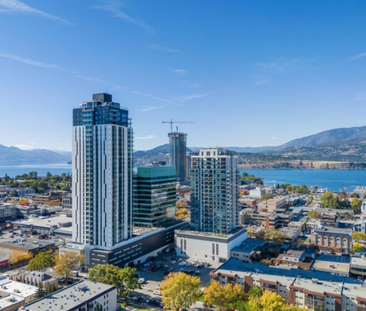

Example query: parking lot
[128,251,218,310]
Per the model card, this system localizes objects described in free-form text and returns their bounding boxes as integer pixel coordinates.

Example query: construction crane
[162,119,195,133]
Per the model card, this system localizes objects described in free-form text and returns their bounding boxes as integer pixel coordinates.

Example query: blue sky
[0,0,366,151]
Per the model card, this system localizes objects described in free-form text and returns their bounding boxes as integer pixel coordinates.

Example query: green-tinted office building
[133,165,177,227]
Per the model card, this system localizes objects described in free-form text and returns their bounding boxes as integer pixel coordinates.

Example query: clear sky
[1,0,366,151]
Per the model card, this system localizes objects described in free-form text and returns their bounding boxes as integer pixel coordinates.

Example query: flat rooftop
[231,238,265,253]
[351,256,366,268]
[0,237,54,252]
[316,254,351,264]
[213,258,359,284]
[21,280,115,311]
[0,275,38,298]
[313,227,353,235]
[313,260,350,275]
[176,227,247,239]
[0,294,24,309]
[13,216,72,228]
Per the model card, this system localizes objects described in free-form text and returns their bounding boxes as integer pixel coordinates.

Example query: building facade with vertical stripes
[72,93,133,248]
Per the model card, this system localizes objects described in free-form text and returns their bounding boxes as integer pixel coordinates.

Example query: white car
[153,290,161,295]
[171,260,176,264]
[179,261,186,266]
[156,283,161,289]
[138,278,145,284]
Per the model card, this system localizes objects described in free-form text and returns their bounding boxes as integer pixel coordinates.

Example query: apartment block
[190,148,239,234]
[210,258,366,311]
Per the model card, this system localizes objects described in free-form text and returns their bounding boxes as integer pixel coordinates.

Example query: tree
[248,290,289,311]
[28,251,55,272]
[353,232,366,241]
[54,252,85,282]
[88,264,140,297]
[349,192,359,198]
[320,192,335,208]
[261,194,273,202]
[9,251,33,265]
[205,281,247,311]
[35,282,46,299]
[351,198,362,214]
[353,242,366,252]
[160,272,201,311]
[307,210,321,219]
[248,285,263,298]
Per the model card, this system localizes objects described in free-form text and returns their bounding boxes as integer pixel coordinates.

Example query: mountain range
[0,145,71,166]
[3,125,366,166]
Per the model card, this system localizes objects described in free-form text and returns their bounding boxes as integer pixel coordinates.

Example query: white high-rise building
[190,148,239,234]
[72,93,133,248]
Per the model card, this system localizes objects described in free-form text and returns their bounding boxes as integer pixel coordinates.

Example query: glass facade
[133,166,176,227]
[168,132,187,183]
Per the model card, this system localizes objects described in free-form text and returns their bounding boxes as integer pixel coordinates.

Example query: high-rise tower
[168,132,187,183]
[72,93,133,248]
[190,148,239,234]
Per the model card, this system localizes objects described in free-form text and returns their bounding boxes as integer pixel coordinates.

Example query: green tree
[88,264,140,297]
[54,252,85,282]
[35,282,46,299]
[351,198,362,214]
[320,192,335,208]
[160,272,201,311]
[307,210,321,219]
[248,285,263,298]
[261,194,273,202]
[28,251,55,272]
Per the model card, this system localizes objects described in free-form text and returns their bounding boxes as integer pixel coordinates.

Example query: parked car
[179,261,186,266]
[138,278,145,284]
[153,290,161,296]
[127,295,137,301]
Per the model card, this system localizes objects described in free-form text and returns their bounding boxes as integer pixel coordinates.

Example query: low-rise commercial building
[10,271,58,292]
[175,227,248,262]
[230,238,265,263]
[62,195,72,209]
[0,275,38,311]
[210,258,366,311]
[0,204,17,223]
[89,222,187,267]
[313,254,350,276]
[350,255,366,277]
[20,280,117,311]
[258,197,287,213]
[312,227,353,253]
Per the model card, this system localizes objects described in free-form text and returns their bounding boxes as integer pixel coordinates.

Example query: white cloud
[181,80,201,89]
[93,0,153,31]
[138,105,167,112]
[131,90,173,104]
[174,69,187,75]
[0,50,125,89]
[149,44,183,54]
[351,91,366,101]
[349,52,366,62]
[253,78,270,86]
[0,51,75,73]
[270,137,278,141]
[257,59,302,74]
[0,0,71,24]
[176,93,208,103]
[135,135,157,140]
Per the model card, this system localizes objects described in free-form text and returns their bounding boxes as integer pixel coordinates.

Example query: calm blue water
[1,165,365,191]
[0,164,72,178]
[241,169,366,191]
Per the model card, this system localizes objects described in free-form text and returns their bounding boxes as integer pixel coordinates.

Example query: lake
[0,164,72,178]
[1,165,366,191]
[242,169,366,191]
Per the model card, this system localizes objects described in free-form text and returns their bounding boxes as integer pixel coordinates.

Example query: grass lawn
[197,293,205,302]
